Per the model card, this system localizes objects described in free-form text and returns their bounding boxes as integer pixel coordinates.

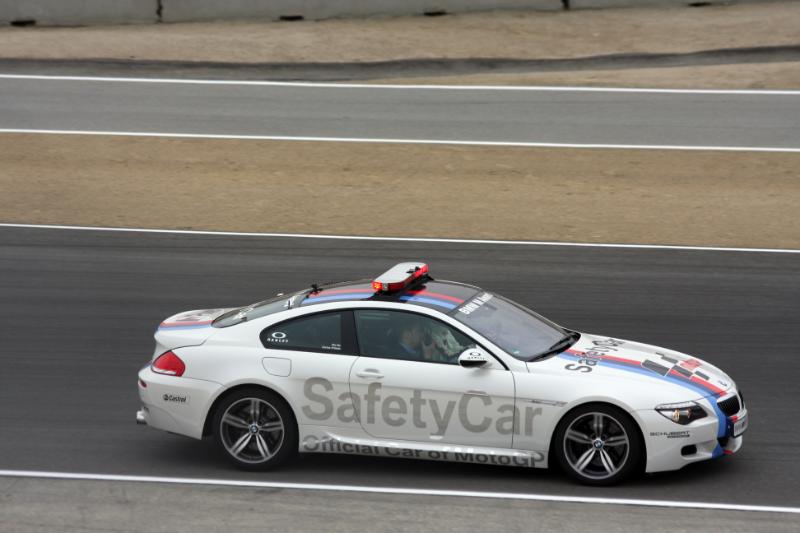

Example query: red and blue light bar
[372,262,429,293]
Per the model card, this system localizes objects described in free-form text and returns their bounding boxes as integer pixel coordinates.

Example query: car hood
[553,333,733,398]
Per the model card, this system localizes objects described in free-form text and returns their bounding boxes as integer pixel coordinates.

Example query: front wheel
[553,404,642,485]
[212,388,298,471]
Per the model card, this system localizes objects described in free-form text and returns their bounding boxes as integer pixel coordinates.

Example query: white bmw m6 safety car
[137,262,746,485]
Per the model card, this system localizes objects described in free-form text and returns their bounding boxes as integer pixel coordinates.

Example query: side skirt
[298,427,547,469]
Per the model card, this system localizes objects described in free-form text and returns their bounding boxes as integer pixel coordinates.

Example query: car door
[260,310,361,431]
[349,308,515,448]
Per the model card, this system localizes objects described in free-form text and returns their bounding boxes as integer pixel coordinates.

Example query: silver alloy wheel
[563,412,630,480]
[219,397,285,464]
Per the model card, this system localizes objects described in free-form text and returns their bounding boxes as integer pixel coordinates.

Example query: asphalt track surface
[1,76,799,150]
[1,226,798,507]
[1,45,799,82]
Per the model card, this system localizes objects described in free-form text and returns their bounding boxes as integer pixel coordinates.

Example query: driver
[397,318,436,361]
[397,317,453,363]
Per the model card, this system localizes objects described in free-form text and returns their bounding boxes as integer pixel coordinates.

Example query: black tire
[552,403,643,486]
[212,387,298,471]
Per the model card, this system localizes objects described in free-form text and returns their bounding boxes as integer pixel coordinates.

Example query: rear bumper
[137,365,221,439]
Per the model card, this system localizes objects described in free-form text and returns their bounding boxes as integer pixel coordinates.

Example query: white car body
[137,270,747,477]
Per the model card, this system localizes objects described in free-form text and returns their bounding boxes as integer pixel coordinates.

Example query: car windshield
[451,292,567,361]
[213,291,303,328]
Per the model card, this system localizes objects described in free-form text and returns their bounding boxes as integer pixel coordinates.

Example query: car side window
[261,311,344,353]
[354,309,475,364]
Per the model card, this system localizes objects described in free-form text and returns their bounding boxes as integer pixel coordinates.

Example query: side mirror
[458,348,490,368]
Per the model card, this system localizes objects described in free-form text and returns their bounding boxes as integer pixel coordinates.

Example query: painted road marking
[1,74,800,95]
[0,470,798,514]
[1,223,797,254]
[1,128,799,154]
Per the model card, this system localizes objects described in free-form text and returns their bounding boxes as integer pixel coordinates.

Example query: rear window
[213,292,303,328]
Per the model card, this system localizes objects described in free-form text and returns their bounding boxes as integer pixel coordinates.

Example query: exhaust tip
[136,409,147,425]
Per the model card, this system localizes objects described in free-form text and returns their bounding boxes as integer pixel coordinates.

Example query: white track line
[0,470,797,514]
[1,222,797,254]
[2,128,799,154]
[1,73,800,95]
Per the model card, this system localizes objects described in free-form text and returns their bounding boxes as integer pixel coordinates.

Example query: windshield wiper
[528,331,581,361]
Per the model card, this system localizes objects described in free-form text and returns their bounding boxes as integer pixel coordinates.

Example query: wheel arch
[546,400,647,471]
[202,383,298,438]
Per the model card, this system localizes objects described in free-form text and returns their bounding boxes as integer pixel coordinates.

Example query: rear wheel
[553,404,642,485]
[212,388,297,470]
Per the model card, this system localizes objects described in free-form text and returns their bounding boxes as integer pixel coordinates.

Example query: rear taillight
[151,351,186,377]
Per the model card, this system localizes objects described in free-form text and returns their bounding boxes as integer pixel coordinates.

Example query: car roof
[300,279,481,313]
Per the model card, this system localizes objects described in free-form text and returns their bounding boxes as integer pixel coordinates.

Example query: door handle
[356,370,384,379]
[465,390,489,397]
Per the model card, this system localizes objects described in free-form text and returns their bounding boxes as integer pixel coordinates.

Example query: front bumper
[639,391,747,473]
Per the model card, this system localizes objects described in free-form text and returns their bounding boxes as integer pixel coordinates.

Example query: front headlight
[655,401,707,425]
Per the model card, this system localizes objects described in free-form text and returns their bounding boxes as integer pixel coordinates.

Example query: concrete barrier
[0,0,785,26]
[568,0,780,7]
[0,0,157,25]
[160,1,561,23]
[568,0,687,6]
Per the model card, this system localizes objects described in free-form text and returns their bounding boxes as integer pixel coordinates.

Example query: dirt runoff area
[1,2,799,88]
[1,134,798,248]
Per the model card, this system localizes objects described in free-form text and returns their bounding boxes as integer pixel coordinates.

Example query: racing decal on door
[302,377,543,437]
